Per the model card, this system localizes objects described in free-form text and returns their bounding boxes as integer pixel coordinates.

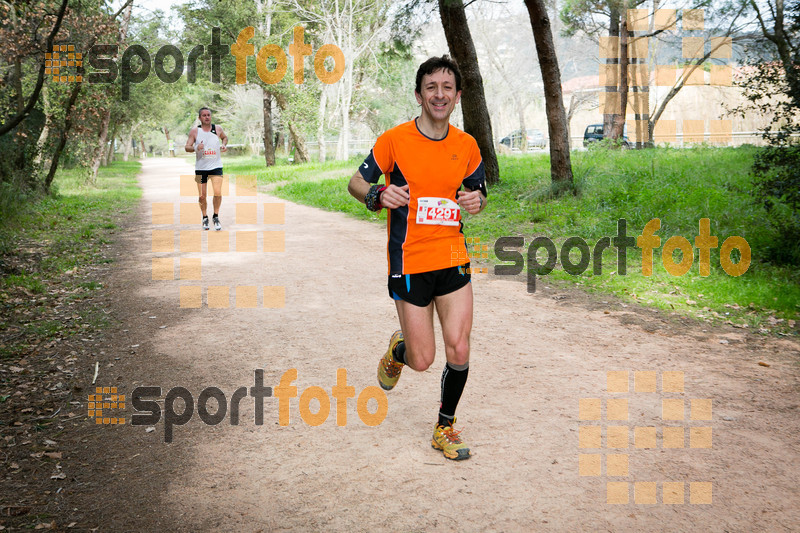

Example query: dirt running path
[95,158,799,532]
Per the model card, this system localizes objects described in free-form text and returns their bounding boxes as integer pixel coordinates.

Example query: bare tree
[472,6,539,151]
[648,2,749,144]
[562,0,749,147]
[566,88,600,147]
[292,0,392,160]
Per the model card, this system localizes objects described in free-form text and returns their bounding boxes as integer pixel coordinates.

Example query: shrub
[751,144,800,264]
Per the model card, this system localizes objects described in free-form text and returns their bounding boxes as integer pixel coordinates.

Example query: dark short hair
[198,107,211,117]
[415,55,462,94]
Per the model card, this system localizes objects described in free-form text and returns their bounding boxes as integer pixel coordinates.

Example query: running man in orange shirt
[348,56,487,460]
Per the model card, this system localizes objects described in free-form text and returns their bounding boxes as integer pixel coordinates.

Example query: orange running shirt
[359,119,486,275]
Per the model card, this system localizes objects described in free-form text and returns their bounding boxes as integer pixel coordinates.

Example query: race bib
[416,197,460,226]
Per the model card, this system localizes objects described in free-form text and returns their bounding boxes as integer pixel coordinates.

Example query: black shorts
[195,167,223,184]
[388,264,471,307]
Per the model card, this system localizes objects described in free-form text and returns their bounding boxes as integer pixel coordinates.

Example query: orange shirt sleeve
[359,131,395,183]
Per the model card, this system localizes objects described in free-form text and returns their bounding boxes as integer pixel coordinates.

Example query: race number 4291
[417,197,460,226]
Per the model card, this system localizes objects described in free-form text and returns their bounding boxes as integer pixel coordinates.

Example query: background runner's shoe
[377,330,404,390]
[213,215,222,231]
[202,216,209,230]
[432,418,471,460]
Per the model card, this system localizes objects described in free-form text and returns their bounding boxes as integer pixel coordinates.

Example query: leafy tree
[740,0,799,141]
[738,0,799,264]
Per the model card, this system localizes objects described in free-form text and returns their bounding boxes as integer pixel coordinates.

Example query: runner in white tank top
[185,107,228,230]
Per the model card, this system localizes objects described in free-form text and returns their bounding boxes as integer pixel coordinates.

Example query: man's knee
[446,338,470,366]
[406,345,435,372]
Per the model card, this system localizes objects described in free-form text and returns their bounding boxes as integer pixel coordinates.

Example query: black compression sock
[392,341,406,364]
[438,361,469,426]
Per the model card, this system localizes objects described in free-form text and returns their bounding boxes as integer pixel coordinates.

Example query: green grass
[0,161,141,358]
[223,154,365,185]
[234,146,799,332]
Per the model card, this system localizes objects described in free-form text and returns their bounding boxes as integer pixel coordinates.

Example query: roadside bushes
[751,144,800,264]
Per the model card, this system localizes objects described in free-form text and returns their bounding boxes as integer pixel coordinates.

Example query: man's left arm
[457,187,486,215]
[218,127,228,153]
[458,143,487,215]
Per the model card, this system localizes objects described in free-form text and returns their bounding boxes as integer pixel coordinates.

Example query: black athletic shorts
[388,264,471,307]
[195,167,223,184]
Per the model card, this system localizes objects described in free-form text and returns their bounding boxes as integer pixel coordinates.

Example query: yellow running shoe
[432,418,471,460]
[377,330,404,391]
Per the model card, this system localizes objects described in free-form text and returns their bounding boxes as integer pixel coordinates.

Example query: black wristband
[365,184,386,212]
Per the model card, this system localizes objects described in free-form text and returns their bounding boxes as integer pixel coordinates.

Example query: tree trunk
[105,123,117,165]
[122,126,134,162]
[262,88,275,166]
[89,110,111,182]
[524,0,574,188]
[45,82,82,192]
[163,126,174,157]
[610,16,629,141]
[14,58,24,114]
[318,84,328,163]
[140,136,146,158]
[640,0,658,148]
[438,0,500,186]
[274,93,309,163]
[34,87,52,168]
[288,122,310,164]
[567,93,576,149]
[603,7,621,139]
[339,62,352,161]
[275,131,285,155]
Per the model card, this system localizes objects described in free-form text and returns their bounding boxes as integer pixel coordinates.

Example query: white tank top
[195,124,222,171]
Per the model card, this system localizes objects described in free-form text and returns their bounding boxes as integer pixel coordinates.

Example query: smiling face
[415,68,461,124]
[199,109,212,126]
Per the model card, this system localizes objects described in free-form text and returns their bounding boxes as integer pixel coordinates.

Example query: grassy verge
[233,147,798,334]
[223,154,364,185]
[0,161,142,358]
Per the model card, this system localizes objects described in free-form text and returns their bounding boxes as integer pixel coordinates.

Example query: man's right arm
[185,128,197,152]
[348,171,409,209]
[347,171,372,204]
